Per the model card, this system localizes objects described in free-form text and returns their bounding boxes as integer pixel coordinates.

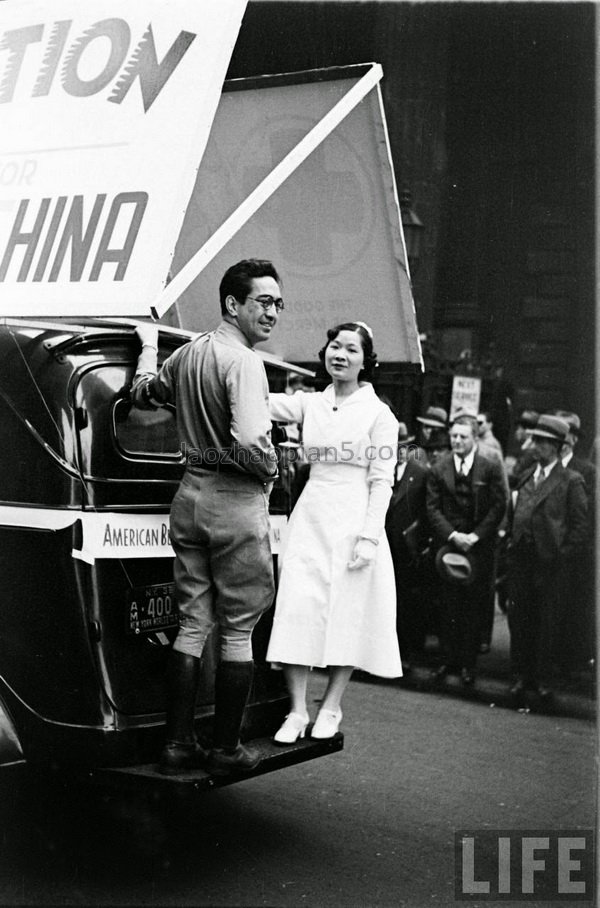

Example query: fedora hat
[397,422,416,444]
[531,414,570,443]
[417,406,448,429]
[553,410,581,437]
[435,544,475,585]
[517,409,540,430]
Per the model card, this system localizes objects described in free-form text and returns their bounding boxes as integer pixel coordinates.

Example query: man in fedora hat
[414,406,448,468]
[416,405,448,444]
[507,408,539,488]
[385,423,430,671]
[426,413,508,686]
[507,414,588,704]
[553,410,596,676]
[555,410,596,503]
[422,427,450,468]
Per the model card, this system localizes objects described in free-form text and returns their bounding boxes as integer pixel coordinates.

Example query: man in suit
[507,415,588,703]
[507,408,539,489]
[415,405,448,460]
[446,407,509,655]
[427,413,508,686]
[423,427,450,467]
[555,411,596,675]
[385,423,430,671]
[556,411,596,507]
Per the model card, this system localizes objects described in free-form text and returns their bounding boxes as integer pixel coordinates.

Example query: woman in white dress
[267,322,402,744]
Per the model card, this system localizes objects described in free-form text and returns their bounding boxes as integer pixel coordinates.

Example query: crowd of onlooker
[384,404,595,704]
[279,373,595,705]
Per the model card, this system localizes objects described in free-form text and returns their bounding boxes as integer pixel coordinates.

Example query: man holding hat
[507,414,588,703]
[426,413,508,686]
[453,408,509,653]
[385,423,430,670]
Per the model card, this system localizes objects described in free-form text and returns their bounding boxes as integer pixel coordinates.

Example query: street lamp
[400,188,424,269]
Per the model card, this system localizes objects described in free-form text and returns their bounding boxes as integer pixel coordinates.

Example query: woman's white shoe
[273,711,310,745]
[311,708,342,739]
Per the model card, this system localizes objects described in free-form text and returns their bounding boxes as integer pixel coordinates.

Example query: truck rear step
[91,733,343,793]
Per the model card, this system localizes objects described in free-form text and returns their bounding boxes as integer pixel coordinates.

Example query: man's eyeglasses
[246,295,285,313]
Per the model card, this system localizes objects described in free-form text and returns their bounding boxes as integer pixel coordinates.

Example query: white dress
[267,384,402,678]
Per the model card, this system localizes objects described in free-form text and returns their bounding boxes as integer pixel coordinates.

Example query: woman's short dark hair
[219,259,281,314]
[318,322,378,381]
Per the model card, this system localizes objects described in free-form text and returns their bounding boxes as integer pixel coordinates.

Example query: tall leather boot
[158,650,206,775]
[206,660,261,775]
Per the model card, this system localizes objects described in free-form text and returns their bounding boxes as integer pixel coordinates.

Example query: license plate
[127,582,178,635]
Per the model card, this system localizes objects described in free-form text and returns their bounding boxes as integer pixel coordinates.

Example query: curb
[353,667,596,722]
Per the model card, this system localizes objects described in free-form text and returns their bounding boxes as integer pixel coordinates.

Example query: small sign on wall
[450,375,482,420]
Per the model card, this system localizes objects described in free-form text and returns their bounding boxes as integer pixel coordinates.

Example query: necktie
[459,458,467,476]
[534,469,545,487]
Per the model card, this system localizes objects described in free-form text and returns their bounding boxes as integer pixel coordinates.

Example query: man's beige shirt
[132,320,277,482]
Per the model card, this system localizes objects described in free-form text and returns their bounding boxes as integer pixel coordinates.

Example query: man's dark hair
[219,259,281,314]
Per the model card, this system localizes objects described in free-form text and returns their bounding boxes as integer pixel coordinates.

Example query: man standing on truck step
[132,259,282,775]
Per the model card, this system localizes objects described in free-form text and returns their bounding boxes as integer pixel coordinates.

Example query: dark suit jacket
[426,450,508,549]
[568,455,596,492]
[510,462,588,563]
[385,459,429,557]
[568,455,596,536]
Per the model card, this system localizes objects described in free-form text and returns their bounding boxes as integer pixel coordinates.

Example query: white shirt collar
[562,450,573,468]
[453,446,476,475]
[395,462,407,483]
[534,459,558,481]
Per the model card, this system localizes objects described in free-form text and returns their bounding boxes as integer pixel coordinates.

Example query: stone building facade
[229,2,595,447]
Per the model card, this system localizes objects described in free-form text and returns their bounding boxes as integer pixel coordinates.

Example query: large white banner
[0,0,247,316]
[166,71,423,363]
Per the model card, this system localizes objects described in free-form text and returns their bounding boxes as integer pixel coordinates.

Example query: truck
[0,316,342,792]
[0,3,420,794]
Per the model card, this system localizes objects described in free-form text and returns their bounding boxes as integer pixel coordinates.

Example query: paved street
[0,669,595,908]
[396,607,595,721]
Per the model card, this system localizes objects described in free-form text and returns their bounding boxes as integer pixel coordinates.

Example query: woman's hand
[347,537,378,570]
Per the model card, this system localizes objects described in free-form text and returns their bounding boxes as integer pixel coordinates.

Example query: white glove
[134,324,159,376]
[347,537,378,571]
[135,323,159,349]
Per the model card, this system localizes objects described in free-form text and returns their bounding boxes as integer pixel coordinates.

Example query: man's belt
[186,460,268,482]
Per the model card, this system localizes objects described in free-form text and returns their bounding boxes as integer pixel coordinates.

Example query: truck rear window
[113,399,182,460]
